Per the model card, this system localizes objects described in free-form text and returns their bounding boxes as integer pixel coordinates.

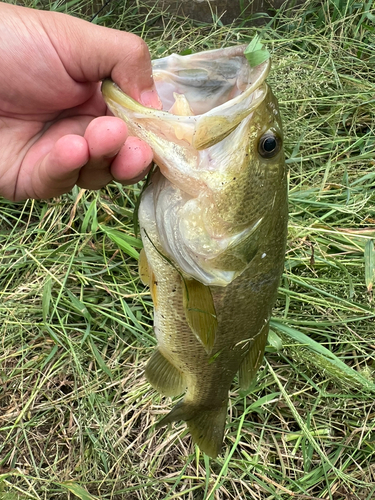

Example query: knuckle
[127,35,150,62]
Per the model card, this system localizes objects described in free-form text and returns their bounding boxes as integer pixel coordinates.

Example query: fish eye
[258,132,282,159]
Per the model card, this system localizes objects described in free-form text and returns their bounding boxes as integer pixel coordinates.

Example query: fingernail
[141,88,163,109]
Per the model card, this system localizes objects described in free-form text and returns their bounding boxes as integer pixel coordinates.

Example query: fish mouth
[151,45,269,116]
[102,45,270,152]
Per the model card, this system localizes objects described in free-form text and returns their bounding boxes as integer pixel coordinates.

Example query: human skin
[0,2,162,201]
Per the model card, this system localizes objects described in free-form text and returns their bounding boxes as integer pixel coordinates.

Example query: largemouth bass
[102,45,288,458]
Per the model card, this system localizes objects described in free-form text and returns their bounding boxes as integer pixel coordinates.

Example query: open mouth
[102,45,270,151]
[152,45,268,116]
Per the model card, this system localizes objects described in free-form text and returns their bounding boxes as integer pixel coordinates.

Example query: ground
[0,0,374,499]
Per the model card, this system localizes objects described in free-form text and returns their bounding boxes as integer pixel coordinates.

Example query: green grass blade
[364,239,375,292]
[58,482,100,500]
[100,225,142,259]
[271,320,375,392]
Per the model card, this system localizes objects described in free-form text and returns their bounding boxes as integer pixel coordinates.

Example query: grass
[1,0,375,498]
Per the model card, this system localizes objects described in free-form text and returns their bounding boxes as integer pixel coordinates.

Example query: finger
[43,11,162,109]
[57,83,107,120]
[110,136,153,184]
[28,134,89,200]
[14,115,91,200]
[76,116,128,189]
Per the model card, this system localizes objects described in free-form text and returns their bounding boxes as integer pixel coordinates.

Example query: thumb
[42,10,161,108]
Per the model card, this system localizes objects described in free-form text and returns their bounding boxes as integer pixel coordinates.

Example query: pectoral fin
[139,248,159,308]
[239,323,269,390]
[145,348,186,397]
[182,278,217,354]
[139,248,151,285]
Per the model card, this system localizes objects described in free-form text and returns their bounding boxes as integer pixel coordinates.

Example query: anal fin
[239,323,269,390]
[145,348,186,397]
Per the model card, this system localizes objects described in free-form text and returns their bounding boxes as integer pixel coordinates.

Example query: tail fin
[157,399,228,458]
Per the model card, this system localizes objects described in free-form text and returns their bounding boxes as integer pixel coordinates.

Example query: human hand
[0,2,161,201]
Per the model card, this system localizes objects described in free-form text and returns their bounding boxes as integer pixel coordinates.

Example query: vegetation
[0,0,374,498]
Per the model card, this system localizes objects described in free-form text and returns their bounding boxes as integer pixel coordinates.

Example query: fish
[102,45,288,458]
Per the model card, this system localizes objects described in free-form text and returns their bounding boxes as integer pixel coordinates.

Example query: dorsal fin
[239,323,269,390]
